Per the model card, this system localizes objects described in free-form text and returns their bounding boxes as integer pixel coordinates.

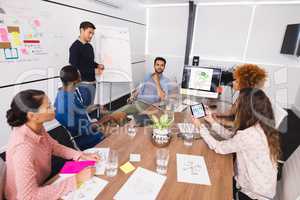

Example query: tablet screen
[190,104,206,118]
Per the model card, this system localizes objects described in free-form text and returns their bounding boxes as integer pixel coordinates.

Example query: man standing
[69,21,104,107]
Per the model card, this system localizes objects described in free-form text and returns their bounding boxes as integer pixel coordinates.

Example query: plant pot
[151,128,172,148]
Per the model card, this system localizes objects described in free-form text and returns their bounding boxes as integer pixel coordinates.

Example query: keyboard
[174,104,188,112]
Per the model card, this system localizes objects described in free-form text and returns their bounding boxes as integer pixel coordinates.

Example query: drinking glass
[105,150,118,177]
[156,148,169,175]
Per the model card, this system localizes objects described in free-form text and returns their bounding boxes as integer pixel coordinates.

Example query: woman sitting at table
[193,88,280,200]
[55,65,127,150]
[5,89,100,200]
[215,63,286,128]
[214,64,266,127]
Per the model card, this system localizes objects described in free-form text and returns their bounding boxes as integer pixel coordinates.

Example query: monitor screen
[181,66,222,98]
[280,24,300,56]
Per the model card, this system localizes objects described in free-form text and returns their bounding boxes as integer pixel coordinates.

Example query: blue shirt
[54,88,103,150]
[137,73,172,103]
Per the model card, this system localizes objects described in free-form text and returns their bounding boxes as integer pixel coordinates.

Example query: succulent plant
[151,114,173,130]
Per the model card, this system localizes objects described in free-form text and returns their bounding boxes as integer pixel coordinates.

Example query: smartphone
[190,103,206,119]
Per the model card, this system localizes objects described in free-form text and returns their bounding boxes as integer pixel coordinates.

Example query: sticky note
[33,19,41,27]
[0,28,9,42]
[129,154,141,162]
[20,48,28,55]
[60,160,96,174]
[120,162,135,174]
[11,32,21,46]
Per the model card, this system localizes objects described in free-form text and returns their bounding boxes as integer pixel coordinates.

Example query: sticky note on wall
[7,26,20,33]
[11,32,22,47]
[0,42,11,49]
[0,28,9,42]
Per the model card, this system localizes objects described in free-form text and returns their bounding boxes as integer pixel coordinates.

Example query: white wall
[146,3,300,113]
[146,6,189,82]
[0,0,146,152]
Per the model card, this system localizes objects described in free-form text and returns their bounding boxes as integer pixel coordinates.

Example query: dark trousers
[233,179,257,200]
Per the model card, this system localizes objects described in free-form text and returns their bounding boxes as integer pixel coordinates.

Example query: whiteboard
[93,25,132,83]
[0,0,146,151]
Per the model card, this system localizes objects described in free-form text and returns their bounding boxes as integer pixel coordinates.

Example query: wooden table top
[93,106,233,200]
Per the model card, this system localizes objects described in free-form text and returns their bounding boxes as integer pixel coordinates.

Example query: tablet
[190,103,206,119]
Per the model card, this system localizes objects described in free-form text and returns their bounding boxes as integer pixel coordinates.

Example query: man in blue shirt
[130,57,173,104]
[55,65,104,150]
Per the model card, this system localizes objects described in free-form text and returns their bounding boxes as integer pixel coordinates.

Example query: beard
[155,68,164,74]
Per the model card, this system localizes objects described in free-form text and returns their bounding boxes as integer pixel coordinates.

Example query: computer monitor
[181,65,222,99]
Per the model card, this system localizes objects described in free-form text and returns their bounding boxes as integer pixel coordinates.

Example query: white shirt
[202,123,278,200]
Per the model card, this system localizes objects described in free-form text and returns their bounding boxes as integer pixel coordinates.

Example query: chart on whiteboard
[0,14,48,63]
[93,26,132,82]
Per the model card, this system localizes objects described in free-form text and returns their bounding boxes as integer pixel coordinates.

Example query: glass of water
[106,150,118,177]
[127,119,136,137]
[156,148,169,175]
[127,124,136,137]
[184,132,194,146]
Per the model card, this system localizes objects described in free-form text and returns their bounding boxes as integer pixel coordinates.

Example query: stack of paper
[176,154,211,185]
[114,167,166,200]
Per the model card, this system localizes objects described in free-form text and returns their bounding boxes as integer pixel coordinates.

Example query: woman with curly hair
[217,64,267,120]
[233,64,267,91]
[193,88,281,200]
[215,64,286,128]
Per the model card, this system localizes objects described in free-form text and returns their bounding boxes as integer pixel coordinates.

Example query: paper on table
[60,161,96,174]
[62,177,108,200]
[176,154,211,185]
[129,153,141,162]
[177,123,200,133]
[114,167,166,200]
[53,174,75,185]
[84,148,110,175]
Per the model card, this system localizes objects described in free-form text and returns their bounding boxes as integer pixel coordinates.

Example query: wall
[0,0,146,152]
[146,2,300,113]
[146,6,189,82]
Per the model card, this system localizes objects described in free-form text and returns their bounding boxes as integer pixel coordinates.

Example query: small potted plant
[151,114,173,147]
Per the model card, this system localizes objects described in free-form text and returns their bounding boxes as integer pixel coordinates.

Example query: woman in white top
[193,88,281,200]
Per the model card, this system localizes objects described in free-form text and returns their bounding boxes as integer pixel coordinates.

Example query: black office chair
[47,126,79,179]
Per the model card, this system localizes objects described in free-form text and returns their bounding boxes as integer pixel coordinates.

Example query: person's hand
[75,167,95,188]
[98,64,105,70]
[110,112,127,123]
[95,68,101,75]
[204,111,216,125]
[80,153,101,161]
[97,112,127,125]
[96,64,105,75]
[152,73,160,83]
[158,92,166,101]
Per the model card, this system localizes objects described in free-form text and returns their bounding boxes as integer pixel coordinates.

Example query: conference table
[53,97,234,200]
